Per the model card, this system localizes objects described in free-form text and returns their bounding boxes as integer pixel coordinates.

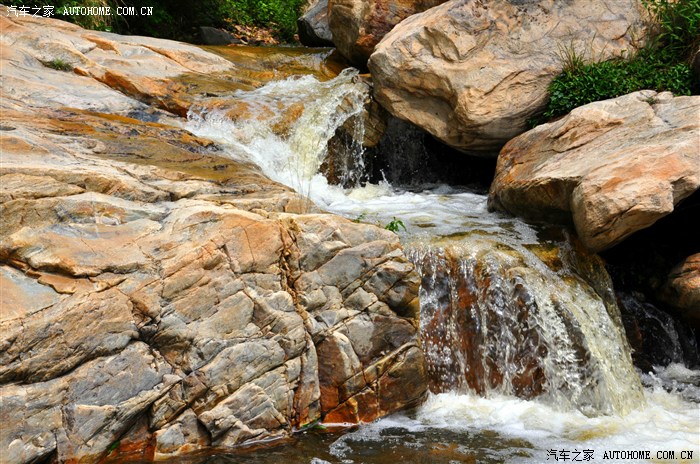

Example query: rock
[617,291,699,372]
[1,8,427,463]
[199,26,242,46]
[1,10,233,116]
[329,0,446,67]
[153,409,210,459]
[369,0,646,154]
[322,76,390,186]
[488,91,700,252]
[659,254,700,325]
[298,0,334,47]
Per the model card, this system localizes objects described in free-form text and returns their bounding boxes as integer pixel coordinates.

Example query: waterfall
[407,235,645,417]
[186,69,648,418]
[186,68,370,200]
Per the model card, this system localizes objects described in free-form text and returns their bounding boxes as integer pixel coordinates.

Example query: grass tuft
[44,58,73,72]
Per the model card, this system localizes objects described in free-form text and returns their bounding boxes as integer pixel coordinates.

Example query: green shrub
[642,0,700,61]
[26,0,305,42]
[218,0,305,41]
[543,51,692,120]
[539,0,699,122]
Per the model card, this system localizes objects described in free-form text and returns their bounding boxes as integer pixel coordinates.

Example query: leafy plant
[642,0,700,62]
[44,58,73,72]
[106,440,120,455]
[26,0,305,42]
[542,51,692,120]
[299,418,327,431]
[384,217,407,233]
[218,0,304,41]
[538,0,699,122]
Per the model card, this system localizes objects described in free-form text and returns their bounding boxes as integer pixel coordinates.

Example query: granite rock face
[369,0,646,154]
[329,0,447,67]
[488,91,700,252]
[0,9,427,463]
[1,9,232,117]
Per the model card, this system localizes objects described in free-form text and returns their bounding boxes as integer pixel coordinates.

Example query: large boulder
[199,26,242,46]
[298,0,334,47]
[369,0,646,154]
[329,0,446,67]
[488,91,700,252]
[0,9,427,463]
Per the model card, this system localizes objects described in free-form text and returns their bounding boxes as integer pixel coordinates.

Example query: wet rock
[369,0,645,153]
[617,292,699,372]
[659,254,700,326]
[407,231,644,416]
[329,0,447,67]
[1,9,426,462]
[298,0,334,47]
[488,91,700,252]
[322,76,389,187]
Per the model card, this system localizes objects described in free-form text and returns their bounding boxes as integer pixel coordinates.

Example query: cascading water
[187,59,700,462]
[409,236,645,417]
[187,68,371,199]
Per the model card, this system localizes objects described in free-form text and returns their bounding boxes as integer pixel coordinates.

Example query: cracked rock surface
[488,91,700,252]
[0,9,427,463]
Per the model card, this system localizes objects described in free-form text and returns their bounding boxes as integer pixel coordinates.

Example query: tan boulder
[0,8,231,116]
[369,0,646,154]
[329,0,447,67]
[488,91,700,252]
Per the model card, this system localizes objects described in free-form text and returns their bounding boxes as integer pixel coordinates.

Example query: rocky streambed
[2,2,699,463]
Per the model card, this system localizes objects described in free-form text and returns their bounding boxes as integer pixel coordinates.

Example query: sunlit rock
[369,0,646,153]
[489,91,700,252]
[0,9,426,462]
[329,0,447,67]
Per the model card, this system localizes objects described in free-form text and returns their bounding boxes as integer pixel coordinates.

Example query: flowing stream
[185,53,699,463]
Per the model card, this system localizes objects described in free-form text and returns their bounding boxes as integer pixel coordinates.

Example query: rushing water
[186,56,700,463]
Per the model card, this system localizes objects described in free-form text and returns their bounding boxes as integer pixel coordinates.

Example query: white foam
[454,390,694,455]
